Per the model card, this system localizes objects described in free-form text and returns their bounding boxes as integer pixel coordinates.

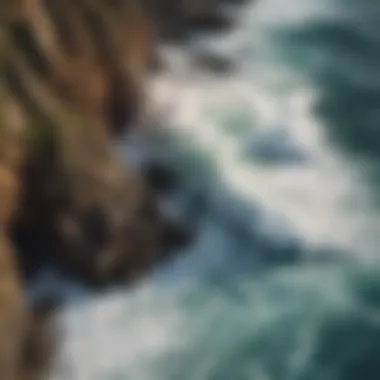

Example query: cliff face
[0,86,57,380]
[0,78,28,380]
[0,1,189,379]
[1,0,190,285]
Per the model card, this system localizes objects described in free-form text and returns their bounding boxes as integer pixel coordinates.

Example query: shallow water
[44,0,380,379]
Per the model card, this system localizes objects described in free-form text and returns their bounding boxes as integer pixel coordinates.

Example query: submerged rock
[244,128,312,166]
[191,48,236,74]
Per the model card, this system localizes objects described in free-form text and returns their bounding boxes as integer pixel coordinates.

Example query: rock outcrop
[1,0,190,286]
[0,1,190,379]
[0,84,28,380]
[0,90,57,380]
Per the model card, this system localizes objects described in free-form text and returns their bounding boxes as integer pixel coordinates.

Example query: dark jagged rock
[143,162,181,194]
[0,1,193,378]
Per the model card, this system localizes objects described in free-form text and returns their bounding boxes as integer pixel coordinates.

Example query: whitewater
[31,0,380,379]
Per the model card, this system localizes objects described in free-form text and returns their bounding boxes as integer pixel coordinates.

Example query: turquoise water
[46,0,380,379]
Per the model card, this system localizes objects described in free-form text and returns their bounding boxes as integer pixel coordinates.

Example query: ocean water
[43,0,380,379]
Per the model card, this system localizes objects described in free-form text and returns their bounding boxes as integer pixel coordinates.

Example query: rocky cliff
[0,1,190,379]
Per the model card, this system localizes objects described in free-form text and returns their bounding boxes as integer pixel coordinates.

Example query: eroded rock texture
[0,1,190,378]
[1,0,190,286]
[0,90,57,380]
